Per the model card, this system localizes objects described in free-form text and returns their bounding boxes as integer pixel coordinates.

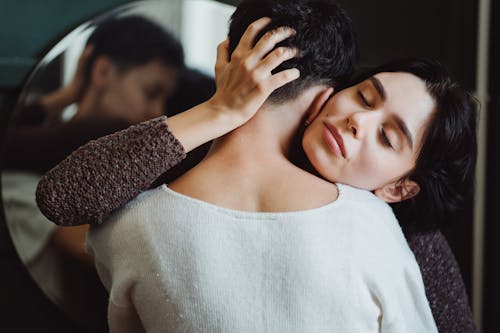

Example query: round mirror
[1,0,235,330]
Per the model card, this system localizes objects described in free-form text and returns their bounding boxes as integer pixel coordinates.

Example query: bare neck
[169,86,339,212]
[205,86,326,166]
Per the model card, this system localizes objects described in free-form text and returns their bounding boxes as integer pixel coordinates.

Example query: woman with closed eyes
[37,8,476,332]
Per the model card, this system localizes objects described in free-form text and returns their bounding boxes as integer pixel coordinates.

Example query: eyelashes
[357,90,371,107]
[357,89,394,149]
[380,128,393,149]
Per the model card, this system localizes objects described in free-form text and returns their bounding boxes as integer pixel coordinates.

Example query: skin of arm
[50,225,94,267]
[35,18,475,330]
[36,17,300,226]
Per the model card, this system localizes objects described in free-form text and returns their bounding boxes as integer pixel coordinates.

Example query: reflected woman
[4,15,185,172]
[2,15,189,331]
[38,1,476,332]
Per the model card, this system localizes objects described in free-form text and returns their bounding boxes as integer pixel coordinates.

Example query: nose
[347,111,380,139]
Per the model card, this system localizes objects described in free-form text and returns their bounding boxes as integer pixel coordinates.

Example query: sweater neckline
[160,183,345,219]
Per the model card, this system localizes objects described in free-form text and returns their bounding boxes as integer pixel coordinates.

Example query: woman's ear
[374,178,420,203]
[90,55,115,88]
[304,87,334,126]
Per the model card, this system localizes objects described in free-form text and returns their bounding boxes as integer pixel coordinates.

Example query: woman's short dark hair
[228,0,357,104]
[351,58,478,231]
[84,15,184,79]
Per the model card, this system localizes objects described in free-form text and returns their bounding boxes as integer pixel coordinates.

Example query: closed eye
[380,128,393,149]
[357,90,371,108]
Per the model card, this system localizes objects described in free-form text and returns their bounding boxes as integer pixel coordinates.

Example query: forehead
[126,60,176,81]
[374,72,435,141]
[122,60,177,92]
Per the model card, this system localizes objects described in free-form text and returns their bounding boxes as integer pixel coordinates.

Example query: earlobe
[304,87,334,126]
[374,179,420,203]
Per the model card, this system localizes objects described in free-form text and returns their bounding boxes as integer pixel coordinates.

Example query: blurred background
[0,0,497,331]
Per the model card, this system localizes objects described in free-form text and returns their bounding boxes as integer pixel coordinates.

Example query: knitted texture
[36,116,185,226]
[35,118,475,330]
[88,184,438,332]
[407,231,476,332]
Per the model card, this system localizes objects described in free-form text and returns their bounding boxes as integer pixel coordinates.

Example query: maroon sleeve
[36,116,186,226]
[407,230,476,332]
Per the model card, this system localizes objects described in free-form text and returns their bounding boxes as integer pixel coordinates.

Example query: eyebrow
[370,76,413,150]
[369,76,386,101]
[394,114,414,150]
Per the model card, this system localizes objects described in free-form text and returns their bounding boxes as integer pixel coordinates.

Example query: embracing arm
[35,100,247,226]
[36,17,300,226]
[35,116,184,226]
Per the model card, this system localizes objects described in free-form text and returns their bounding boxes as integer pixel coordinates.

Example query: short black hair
[228,0,357,103]
[85,15,184,78]
[352,58,478,231]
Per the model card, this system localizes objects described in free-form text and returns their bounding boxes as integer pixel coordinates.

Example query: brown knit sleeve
[407,230,476,332]
[36,116,186,226]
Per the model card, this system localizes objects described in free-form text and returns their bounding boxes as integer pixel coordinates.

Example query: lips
[323,122,346,158]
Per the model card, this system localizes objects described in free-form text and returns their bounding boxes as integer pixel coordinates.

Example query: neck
[75,89,101,120]
[169,85,339,212]
[205,86,327,167]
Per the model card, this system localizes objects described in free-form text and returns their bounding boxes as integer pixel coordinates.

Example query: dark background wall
[338,0,478,90]
[484,0,499,331]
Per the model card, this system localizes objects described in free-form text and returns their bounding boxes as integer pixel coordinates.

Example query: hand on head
[207,17,301,128]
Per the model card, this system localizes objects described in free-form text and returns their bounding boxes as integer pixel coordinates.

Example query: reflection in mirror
[1,0,234,330]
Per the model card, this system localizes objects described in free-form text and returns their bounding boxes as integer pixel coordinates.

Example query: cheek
[301,126,341,181]
[302,124,326,159]
[122,82,147,107]
[342,145,391,189]
[354,146,415,189]
[105,83,131,106]
[324,94,350,117]
[122,86,155,121]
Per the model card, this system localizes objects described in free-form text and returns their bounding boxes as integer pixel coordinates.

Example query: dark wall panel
[484,0,499,330]
[338,0,478,90]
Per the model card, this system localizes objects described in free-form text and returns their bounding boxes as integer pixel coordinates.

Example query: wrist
[205,96,247,130]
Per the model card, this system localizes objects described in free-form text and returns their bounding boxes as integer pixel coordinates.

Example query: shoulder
[338,183,394,216]
[86,186,167,255]
[336,184,416,264]
[337,186,437,330]
[337,184,400,235]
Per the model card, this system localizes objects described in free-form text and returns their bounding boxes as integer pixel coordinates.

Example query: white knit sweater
[87,183,437,333]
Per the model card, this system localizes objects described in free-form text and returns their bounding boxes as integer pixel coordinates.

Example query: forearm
[34,100,246,227]
[39,85,78,117]
[36,20,299,227]
[167,99,245,152]
[36,116,186,226]
[51,225,94,267]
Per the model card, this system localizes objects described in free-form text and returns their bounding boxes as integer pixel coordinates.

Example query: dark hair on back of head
[84,15,184,79]
[228,0,357,104]
[351,58,478,231]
